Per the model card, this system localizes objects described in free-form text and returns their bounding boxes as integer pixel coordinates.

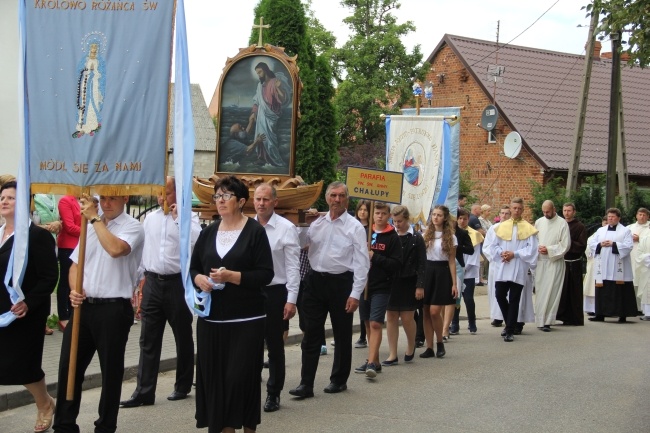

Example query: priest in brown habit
[557,203,588,325]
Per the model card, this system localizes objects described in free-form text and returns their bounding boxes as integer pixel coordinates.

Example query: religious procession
[2,1,650,433]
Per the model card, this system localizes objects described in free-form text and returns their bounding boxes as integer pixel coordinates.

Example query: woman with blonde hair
[420,205,457,359]
[383,205,426,365]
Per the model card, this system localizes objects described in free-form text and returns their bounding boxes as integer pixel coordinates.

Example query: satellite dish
[503,131,522,159]
[480,104,498,131]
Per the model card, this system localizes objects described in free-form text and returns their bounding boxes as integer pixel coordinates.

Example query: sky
[184,0,607,105]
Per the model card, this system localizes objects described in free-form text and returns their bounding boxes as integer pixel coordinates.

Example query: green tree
[333,0,428,146]
[250,0,338,205]
[585,0,650,67]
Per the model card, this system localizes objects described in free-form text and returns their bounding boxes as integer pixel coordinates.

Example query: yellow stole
[466,226,484,247]
[494,218,538,241]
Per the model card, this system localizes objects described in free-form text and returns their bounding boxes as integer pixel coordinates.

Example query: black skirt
[423,260,455,306]
[0,302,49,385]
[195,316,265,432]
[595,280,639,318]
[387,275,418,311]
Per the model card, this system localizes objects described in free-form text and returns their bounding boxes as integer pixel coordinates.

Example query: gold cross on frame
[253,16,271,48]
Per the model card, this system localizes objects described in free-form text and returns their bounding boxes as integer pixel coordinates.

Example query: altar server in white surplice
[634,234,650,320]
[488,198,538,342]
[588,208,638,323]
[533,201,570,331]
[628,208,650,310]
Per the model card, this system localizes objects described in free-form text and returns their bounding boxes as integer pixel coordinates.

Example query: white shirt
[256,212,301,304]
[424,230,457,261]
[140,208,201,277]
[70,211,144,299]
[488,223,539,286]
[307,211,370,300]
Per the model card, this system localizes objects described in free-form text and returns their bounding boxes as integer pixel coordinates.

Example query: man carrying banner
[53,194,144,433]
[289,181,369,397]
[253,183,300,412]
[121,177,200,408]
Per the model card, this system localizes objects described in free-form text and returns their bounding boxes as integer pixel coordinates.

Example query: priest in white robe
[488,198,538,341]
[628,208,650,310]
[634,234,650,320]
[533,201,570,331]
[583,217,607,314]
[588,208,638,322]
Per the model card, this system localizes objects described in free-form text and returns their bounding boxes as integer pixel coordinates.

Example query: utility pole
[616,72,629,209]
[566,9,599,196]
[605,31,621,209]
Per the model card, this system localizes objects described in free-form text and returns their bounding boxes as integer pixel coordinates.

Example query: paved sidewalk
[0,286,490,411]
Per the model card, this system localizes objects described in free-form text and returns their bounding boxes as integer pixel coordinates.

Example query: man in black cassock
[556,203,587,325]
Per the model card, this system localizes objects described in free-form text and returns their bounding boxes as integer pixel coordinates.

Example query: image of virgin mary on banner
[386,110,459,224]
[25,4,175,195]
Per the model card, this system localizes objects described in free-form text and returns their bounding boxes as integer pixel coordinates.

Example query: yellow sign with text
[346,166,404,205]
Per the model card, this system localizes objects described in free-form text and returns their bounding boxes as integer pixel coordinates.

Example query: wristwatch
[89,216,101,224]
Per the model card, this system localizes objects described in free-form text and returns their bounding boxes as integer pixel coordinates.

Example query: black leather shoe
[323,382,347,393]
[491,320,503,327]
[500,329,507,337]
[419,348,435,358]
[263,394,280,412]
[436,342,446,358]
[588,316,604,322]
[120,395,154,408]
[503,334,514,342]
[167,391,188,401]
[288,384,314,398]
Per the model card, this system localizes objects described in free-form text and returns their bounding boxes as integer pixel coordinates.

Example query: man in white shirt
[254,183,300,412]
[53,194,144,433]
[289,181,370,398]
[121,177,201,408]
[533,200,570,331]
[488,198,539,342]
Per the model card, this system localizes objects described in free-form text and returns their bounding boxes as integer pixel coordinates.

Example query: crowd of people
[1,178,649,433]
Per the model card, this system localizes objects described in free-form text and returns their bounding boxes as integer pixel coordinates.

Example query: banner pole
[66,192,90,400]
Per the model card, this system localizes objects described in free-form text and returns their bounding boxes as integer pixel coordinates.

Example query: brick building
[421,34,650,219]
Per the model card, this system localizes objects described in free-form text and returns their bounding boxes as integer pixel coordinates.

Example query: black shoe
[500,329,507,337]
[491,320,503,327]
[263,394,280,412]
[588,316,604,322]
[415,340,425,348]
[263,360,269,368]
[617,317,627,323]
[288,384,314,398]
[120,395,154,408]
[514,328,523,335]
[419,348,435,358]
[167,391,188,401]
[323,382,347,393]
[436,342,446,358]
[542,325,551,332]
[503,334,514,342]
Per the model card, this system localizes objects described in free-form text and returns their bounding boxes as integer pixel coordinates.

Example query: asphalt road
[1,317,648,432]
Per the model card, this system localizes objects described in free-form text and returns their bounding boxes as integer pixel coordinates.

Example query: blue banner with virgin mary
[25,0,174,195]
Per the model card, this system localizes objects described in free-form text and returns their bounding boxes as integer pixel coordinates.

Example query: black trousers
[300,271,353,388]
[495,281,524,334]
[265,284,287,396]
[53,299,133,433]
[132,274,194,400]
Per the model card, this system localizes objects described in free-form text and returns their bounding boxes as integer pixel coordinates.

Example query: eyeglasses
[212,193,234,201]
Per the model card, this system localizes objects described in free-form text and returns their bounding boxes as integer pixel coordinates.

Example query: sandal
[34,396,55,433]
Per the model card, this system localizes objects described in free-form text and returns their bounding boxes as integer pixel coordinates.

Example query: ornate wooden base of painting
[192,175,323,224]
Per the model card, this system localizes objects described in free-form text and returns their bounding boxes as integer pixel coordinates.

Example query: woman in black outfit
[0,181,58,432]
[191,176,274,433]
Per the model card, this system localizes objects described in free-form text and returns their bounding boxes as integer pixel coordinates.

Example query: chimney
[591,41,602,60]
[600,51,630,62]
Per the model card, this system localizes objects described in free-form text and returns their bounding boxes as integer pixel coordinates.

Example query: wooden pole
[66,193,90,400]
[605,32,621,209]
[566,9,599,196]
